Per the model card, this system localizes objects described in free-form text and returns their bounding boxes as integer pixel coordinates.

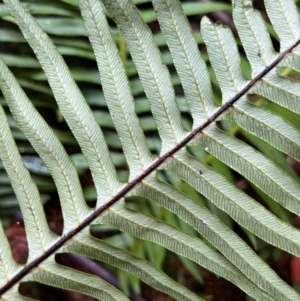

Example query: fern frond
[0,0,300,300]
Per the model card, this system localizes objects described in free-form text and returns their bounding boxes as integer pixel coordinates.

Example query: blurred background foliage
[1,0,300,300]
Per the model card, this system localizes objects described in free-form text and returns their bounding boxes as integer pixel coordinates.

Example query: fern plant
[0,0,300,300]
